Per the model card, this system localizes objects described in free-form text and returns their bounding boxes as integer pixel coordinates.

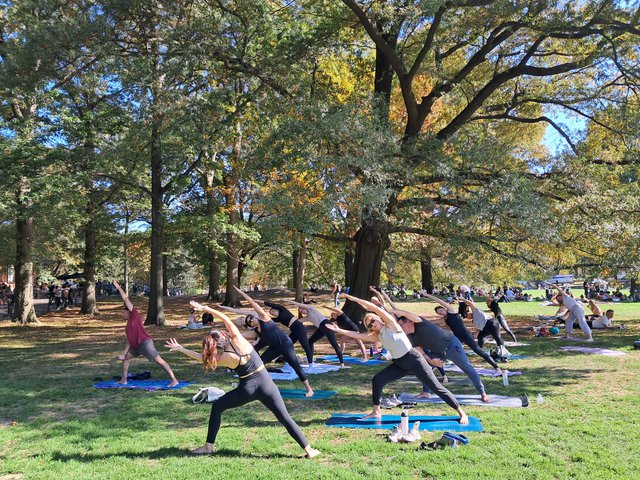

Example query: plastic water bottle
[502,371,509,386]
[400,410,409,436]
[537,394,544,404]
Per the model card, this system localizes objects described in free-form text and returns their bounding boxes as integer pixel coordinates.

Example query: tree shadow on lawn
[49,447,299,463]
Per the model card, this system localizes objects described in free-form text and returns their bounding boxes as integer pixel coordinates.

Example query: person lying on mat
[391,308,490,403]
[113,281,179,387]
[325,305,369,360]
[325,294,468,424]
[165,300,320,458]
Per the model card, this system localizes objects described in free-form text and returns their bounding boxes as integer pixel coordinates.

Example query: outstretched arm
[343,294,400,331]
[423,293,457,314]
[217,305,255,316]
[460,297,478,310]
[165,338,203,362]
[190,301,242,339]
[325,305,343,314]
[371,286,397,310]
[390,309,422,323]
[324,322,377,342]
[113,281,133,311]
[286,300,321,316]
[232,287,271,322]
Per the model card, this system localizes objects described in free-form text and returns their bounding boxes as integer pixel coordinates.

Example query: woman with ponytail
[165,296,320,458]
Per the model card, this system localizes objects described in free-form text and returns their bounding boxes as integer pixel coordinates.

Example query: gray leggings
[372,349,459,410]
[423,337,485,395]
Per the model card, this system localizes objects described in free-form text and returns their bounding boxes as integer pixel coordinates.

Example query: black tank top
[255,319,291,346]
[227,344,263,377]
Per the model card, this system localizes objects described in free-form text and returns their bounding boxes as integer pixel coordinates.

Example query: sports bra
[225,343,263,378]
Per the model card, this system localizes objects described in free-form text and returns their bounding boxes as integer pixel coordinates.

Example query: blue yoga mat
[317,355,387,366]
[94,380,193,391]
[326,414,483,432]
[279,389,337,399]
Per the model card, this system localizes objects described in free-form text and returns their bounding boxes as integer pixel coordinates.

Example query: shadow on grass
[50,447,298,462]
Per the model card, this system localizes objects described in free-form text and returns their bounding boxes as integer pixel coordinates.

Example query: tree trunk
[80,212,98,315]
[13,186,37,323]
[292,245,299,291]
[420,250,434,293]
[222,222,240,307]
[162,254,168,296]
[344,245,355,290]
[207,252,221,301]
[123,209,130,294]
[294,239,307,302]
[146,120,165,325]
[343,219,391,321]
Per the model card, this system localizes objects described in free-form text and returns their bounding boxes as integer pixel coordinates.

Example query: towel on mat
[559,346,627,357]
[399,393,529,407]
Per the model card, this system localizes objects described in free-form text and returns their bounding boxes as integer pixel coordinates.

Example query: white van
[546,275,574,285]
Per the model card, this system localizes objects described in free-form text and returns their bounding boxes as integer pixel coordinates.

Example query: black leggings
[289,321,313,364]
[496,313,517,342]
[261,342,308,383]
[446,316,500,370]
[477,318,503,348]
[372,349,459,410]
[308,321,344,364]
[206,369,308,447]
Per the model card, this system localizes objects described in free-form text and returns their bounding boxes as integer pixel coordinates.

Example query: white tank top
[472,309,489,330]
[379,326,412,359]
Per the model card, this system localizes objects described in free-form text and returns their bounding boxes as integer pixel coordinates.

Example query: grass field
[1,293,639,480]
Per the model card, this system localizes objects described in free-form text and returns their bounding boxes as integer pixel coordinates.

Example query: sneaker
[400,422,422,443]
[389,394,403,406]
[387,425,402,443]
[380,397,397,409]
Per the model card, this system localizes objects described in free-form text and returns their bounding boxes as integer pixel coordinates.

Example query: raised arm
[324,305,343,315]
[324,322,377,342]
[390,309,422,323]
[343,294,400,330]
[423,293,457,313]
[165,338,203,362]
[233,286,270,321]
[371,286,397,310]
[217,305,256,317]
[190,301,242,339]
[460,297,478,310]
[113,281,133,311]
[286,300,321,316]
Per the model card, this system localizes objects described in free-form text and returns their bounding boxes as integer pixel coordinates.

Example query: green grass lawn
[1,296,639,480]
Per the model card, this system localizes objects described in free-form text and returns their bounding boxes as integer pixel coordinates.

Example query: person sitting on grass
[166,301,320,458]
[113,281,178,387]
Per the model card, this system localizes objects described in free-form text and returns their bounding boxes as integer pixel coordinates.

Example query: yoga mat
[443,364,523,377]
[269,363,341,381]
[405,376,472,386]
[559,346,627,357]
[94,380,193,391]
[317,355,387,365]
[399,393,529,408]
[326,414,483,432]
[279,389,337,399]
[483,340,530,347]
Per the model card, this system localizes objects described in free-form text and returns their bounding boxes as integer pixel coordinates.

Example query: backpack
[634,339,640,350]
[192,386,225,403]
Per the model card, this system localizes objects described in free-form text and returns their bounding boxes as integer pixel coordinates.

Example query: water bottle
[400,409,409,436]
[370,346,374,356]
[502,371,509,386]
[537,394,544,404]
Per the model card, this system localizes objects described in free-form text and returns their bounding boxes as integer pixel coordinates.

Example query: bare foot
[305,389,314,397]
[117,379,127,385]
[358,412,381,420]
[168,380,179,387]
[190,444,214,455]
[304,447,321,458]
[586,337,594,342]
[416,392,432,399]
[481,393,490,403]
[458,411,469,425]
[339,363,347,369]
